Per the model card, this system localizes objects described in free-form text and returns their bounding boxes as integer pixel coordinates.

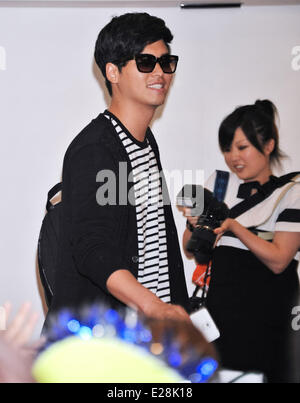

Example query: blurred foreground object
[0,302,44,383]
[34,305,218,383]
[0,337,34,383]
[33,336,183,383]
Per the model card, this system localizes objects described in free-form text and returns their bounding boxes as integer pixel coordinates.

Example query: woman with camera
[183,100,300,382]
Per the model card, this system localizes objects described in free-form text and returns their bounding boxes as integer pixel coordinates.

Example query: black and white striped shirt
[105,114,171,303]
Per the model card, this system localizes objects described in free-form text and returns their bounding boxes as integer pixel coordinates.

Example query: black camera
[177,185,229,264]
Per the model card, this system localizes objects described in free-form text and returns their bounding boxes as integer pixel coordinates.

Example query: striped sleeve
[275,183,300,232]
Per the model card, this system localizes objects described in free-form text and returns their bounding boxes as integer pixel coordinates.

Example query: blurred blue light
[105,309,119,324]
[122,328,137,343]
[140,329,152,343]
[168,351,182,367]
[196,358,218,380]
[67,319,81,334]
[78,326,93,340]
[58,310,72,326]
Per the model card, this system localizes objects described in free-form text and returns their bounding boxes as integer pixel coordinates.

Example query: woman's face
[223,127,274,184]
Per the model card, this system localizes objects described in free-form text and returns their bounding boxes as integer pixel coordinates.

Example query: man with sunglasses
[45,13,190,325]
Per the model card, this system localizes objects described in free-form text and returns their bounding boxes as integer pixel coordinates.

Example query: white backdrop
[0,3,299,335]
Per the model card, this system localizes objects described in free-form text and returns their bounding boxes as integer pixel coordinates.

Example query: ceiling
[0,0,300,6]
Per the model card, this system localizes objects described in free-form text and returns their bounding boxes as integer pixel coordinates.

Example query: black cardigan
[46,112,190,319]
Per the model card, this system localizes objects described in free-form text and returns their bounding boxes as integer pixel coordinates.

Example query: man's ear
[106,63,119,85]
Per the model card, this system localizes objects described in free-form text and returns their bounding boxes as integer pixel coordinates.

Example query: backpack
[37,182,62,308]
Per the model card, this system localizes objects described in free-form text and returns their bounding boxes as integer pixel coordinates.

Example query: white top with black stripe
[105,114,171,303]
[206,171,300,262]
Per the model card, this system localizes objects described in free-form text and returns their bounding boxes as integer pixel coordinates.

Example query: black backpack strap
[46,182,62,212]
[229,172,300,219]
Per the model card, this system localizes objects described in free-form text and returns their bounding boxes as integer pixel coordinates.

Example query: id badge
[190,307,220,343]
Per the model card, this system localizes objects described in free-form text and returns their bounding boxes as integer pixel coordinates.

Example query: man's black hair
[94,13,174,96]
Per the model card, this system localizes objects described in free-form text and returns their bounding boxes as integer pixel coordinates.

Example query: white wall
[0,4,299,335]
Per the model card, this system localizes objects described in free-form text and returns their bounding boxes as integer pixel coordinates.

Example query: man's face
[112,40,174,110]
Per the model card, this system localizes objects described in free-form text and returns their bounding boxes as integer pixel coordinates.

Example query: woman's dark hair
[94,13,173,96]
[218,99,285,166]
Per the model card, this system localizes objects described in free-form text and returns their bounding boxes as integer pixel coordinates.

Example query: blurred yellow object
[32,336,184,383]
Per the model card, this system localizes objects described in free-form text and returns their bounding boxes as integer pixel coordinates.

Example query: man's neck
[108,102,156,142]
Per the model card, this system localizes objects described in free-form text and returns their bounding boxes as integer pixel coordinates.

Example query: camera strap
[190,170,229,310]
[213,170,230,202]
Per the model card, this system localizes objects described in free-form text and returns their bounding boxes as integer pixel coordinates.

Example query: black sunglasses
[134,54,179,74]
